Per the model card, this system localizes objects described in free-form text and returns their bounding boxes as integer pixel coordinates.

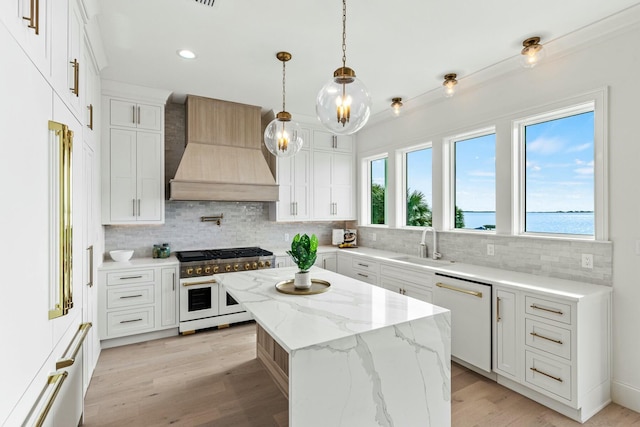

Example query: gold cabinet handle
[22,0,39,34]
[120,318,143,324]
[436,282,483,298]
[530,332,563,345]
[530,367,563,383]
[56,322,92,369]
[87,104,94,129]
[183,279,217,287]
[69,59,79,96]
[86,245,94,287]
[496,296,501,322]
[28,371,68,427]
[530,304,563,316]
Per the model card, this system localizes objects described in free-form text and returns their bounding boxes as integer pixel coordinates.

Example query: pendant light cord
[281,59,286,112]
[341,0,347,68]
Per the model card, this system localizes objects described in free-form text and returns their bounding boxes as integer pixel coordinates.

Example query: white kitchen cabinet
[160,267,178,327]
[107,129,163,223]
[494,287,519,379]
[110,99,163,131]
[312,151,354,220]
[316,252,337,272]
[98,260,179,343]
[275,255,293,268]
[336,252,379,285]
[380,263,434,303]
[101,83,170,225]
[270,133,311,221]
[312,129,353,153]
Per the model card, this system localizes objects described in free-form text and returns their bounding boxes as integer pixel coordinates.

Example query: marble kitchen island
[219,266,451,427]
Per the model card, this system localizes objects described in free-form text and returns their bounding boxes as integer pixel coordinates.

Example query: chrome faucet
[420,227,441,260]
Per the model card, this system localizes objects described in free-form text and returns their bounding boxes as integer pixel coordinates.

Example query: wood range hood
[169,96,278,202]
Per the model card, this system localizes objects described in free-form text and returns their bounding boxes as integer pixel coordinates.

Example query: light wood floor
[84,322,640,427]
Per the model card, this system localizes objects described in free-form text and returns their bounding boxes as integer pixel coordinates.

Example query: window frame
[396,142,433,229]
[443,126,496,232]
[361,153,388,227]
[512,94,607,240]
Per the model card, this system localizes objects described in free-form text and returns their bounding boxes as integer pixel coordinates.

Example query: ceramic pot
[294,270,312,289]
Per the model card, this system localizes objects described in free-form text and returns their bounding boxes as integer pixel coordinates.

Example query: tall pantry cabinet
[0,0,105,424]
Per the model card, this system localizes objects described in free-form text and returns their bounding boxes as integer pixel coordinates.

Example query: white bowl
[109,250,134,262]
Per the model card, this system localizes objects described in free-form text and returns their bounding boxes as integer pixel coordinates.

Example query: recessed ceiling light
[177,49,197,59]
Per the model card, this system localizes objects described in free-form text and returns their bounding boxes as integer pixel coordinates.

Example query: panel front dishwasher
[433,272,492,373]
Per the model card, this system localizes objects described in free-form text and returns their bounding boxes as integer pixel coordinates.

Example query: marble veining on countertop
[218,266,449,352]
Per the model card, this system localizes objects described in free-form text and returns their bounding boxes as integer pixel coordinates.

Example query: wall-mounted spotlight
[442,73,458,98]
[520,36,545,68]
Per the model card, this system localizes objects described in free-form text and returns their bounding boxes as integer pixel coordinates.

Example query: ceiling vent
[194,0,215,6]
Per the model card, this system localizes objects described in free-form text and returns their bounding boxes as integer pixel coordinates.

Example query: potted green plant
[287,233,318,289]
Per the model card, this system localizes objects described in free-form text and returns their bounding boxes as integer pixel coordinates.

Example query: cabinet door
[331,153,353,219]
[312,151,333,219]
[109,129,137,222]
[313,130,353,153]
[160,267,178,327]
[136,132,163,221]
[137,103,162,131]
[276,154,295,220]
[0,22,54,420]
[110,99,138,128]
[66,0,83,119]
[292,150,310,219]
[495,288,518,378]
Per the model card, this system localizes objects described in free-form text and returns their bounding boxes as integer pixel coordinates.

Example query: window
[365,156,387,225]
[450,130,496,230]
[521,107,595,236]
[404,145,432,226]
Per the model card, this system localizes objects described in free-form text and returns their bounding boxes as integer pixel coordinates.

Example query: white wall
[355,10,640,411]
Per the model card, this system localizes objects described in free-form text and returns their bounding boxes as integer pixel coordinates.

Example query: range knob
[258,261,265,268]
[204,266,212,274]
[225,265,231,272]
[213,266,219,273]
[195,267,203,275]
[252,262,258,270]
[265,260,271,267]
[186,268,194,275]
[244,263,250,271]
[233,264,239,272]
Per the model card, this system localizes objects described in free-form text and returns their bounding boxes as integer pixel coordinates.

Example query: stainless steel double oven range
[175,247,275,334]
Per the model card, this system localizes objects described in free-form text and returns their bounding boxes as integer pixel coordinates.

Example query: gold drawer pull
[530,332,563,345]
[30,371,68,427]
[182,279,217,287]
[120,275,143,280]
[530,304,563,315]
[530,367,563,383]
[69,59,79,96]
[120,318,143,324]
[436,282,482,298]
[56,322,92,369]
[120,294,143,299]
[22,0,39,34]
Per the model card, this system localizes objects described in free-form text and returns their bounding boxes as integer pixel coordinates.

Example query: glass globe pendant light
[264,51,303,158]
[316,0,371,135]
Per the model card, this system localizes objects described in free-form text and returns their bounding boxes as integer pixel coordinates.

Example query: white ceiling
[96,0,640,122]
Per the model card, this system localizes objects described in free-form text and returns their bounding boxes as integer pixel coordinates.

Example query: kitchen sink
[389,255,451,267]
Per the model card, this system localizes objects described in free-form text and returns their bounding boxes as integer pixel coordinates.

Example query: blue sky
[371,110,594,213]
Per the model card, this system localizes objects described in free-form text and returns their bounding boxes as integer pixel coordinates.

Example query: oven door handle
[182,279,217,287]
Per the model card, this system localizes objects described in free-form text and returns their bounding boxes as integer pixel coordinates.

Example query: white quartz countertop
[302,246,610,301]
[218,266,449,352]
[98,255,178,270]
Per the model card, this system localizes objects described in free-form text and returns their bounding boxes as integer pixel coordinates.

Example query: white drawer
[353,270,378,285]
[106,268,155,286]
[352,257,379,274]
[525,350,572,401]
[107,285,155,309]
[525,318,572,360]
[107,307,155,337]
[525,295,572,325]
